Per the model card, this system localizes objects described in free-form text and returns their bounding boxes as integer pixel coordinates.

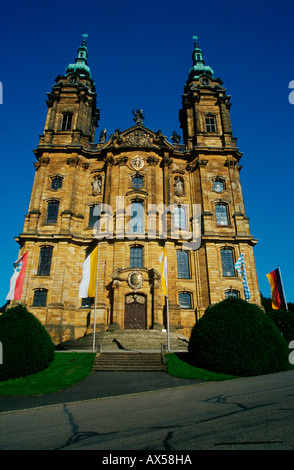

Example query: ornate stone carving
[99,129,107,143]
[132,109,145,125]
[104,156,114,166]
[127,270,144,290]
[115,156,128,166]
[125,294,145,304]
[66,156,80,167]
[174,176,184,196]
[111,128,123,145]
[162,156,172,167]
[154,129,165,145]
[171,131,181,143]
[91,175,102,196]
[34,156,50,170]
[224,159,238,167]
[131,156,144,170]
[146,156,159,166]
[124,129,152,147]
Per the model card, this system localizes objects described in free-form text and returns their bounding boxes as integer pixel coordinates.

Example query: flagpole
[92,242,100,353]
[278,265,288,310]
[165,243,170,353]
[166,294,170,353]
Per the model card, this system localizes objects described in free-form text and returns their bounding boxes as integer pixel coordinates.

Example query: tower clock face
[131,156,144,170]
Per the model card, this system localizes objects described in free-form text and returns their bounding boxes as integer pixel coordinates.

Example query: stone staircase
[57,329,189,371]
[93,351,166,371]
[57,329,189,353]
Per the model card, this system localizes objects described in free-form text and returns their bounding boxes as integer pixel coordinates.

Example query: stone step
[92,351,166,371]
[57,329,189,352]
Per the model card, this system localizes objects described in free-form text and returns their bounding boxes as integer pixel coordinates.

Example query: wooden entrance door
[124,294,146,329]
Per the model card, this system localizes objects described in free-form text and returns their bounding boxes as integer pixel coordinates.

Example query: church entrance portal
[124,294,146,329]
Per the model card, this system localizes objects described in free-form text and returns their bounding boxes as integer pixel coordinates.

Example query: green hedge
[188,298,290,377]
[0,305,55,381]
[266,309,294,345]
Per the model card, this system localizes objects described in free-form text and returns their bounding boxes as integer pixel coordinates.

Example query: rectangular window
[89,205,100,228]
[174,206,186,229]
[131,201,144,234]
[179,293,192,309]
[213,179,224,192]
[216,204,229,226]
[177,251,190,278]
[61,113,72,131]
[81,297,93,307]
[37,246,53,276]
[205,116,216,132]
[51,178,63,190]
[130,246,143,268]
[132,176,144,189]
[221,248,236,277]
[46,201,59,224]
[33,289,48,307]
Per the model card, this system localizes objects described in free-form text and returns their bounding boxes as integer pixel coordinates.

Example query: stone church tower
[12,35,260,344]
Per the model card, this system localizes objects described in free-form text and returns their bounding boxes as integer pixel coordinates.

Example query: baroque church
[12,35,261,345]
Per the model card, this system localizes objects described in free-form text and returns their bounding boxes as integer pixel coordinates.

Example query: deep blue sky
[1,0,293,305]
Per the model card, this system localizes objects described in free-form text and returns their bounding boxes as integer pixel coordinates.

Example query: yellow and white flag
[79,246,98,298]
[159,244,168,297]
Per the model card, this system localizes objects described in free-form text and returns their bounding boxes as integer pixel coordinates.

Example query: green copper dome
[189,36,214,79]
[66,34,92,78]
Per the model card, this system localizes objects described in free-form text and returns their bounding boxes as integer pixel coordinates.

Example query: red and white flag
[6,251,28,301]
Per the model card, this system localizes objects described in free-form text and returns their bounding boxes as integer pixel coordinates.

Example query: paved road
[1,370,294,450]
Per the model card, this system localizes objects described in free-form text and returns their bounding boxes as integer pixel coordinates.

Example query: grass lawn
[0,352,96,396]
[166,352,237,381]
[0,351,239,397]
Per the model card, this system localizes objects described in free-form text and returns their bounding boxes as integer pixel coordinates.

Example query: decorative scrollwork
[125,294,145,304]
[127,270,144,290]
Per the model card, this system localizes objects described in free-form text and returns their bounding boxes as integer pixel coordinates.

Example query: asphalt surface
[2,370,294,450]
[0,371,200,413]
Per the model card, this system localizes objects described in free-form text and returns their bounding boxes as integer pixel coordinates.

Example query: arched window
[216,203,229,226]
[37,246,53,276]
[225,290,239,299]
[33,289,48,307]
[46,201,59,224]
[177,251,190,278]
[130,246,143,268]
[221,248,236,277]
[179,292,192,309]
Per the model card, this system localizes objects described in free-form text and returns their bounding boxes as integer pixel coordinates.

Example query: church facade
[12,35,261,344]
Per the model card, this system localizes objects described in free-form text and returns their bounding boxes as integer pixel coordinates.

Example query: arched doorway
[124,294,146,329]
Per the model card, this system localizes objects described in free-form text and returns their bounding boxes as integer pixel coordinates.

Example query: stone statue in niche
[174,177,184,196]
[91,175,102,196]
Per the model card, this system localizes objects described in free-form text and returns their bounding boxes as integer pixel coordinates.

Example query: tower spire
[188,36,214,80]
[66,34,92,78]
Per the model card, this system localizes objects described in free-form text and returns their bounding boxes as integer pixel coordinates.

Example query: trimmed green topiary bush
[266,309,294,345]
[188,298,290,377]
[0,305,55,381]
